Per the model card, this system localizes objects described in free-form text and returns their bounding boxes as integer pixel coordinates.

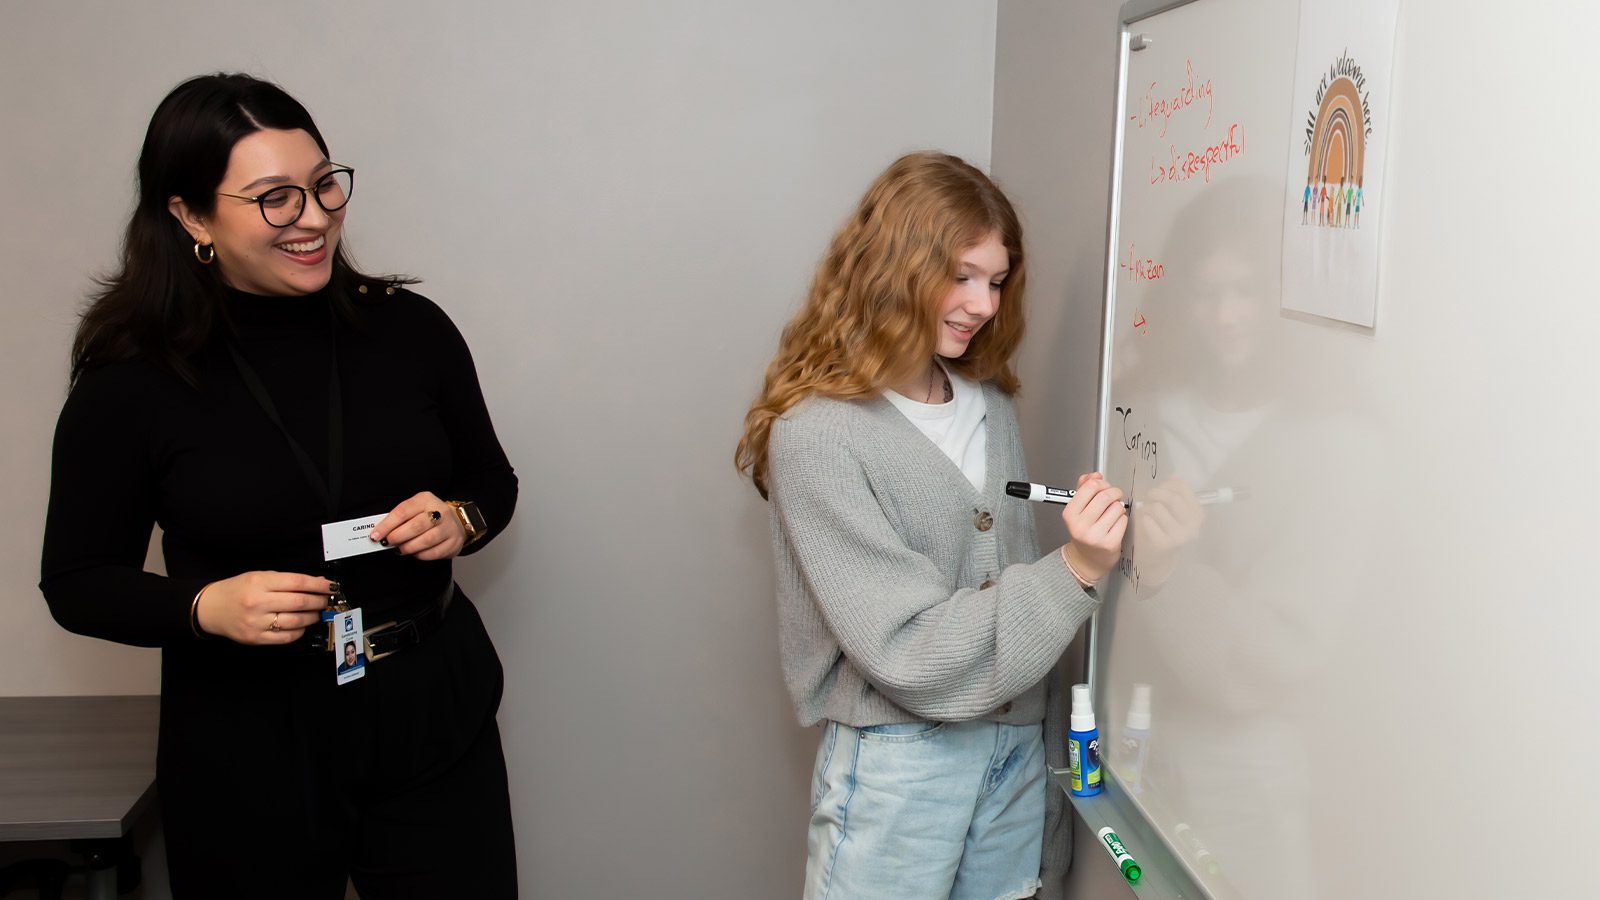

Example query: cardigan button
[979,579,996,590]
[997,702,1012,715]
[973,511,994,532]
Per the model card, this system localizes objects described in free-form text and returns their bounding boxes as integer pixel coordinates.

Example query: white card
[334,608,366,685]
[321,513,392,561]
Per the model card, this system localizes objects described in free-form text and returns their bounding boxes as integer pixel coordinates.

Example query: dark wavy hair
[71,73,408,386]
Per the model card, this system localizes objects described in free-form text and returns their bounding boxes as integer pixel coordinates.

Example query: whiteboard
[1091,1,1600,898]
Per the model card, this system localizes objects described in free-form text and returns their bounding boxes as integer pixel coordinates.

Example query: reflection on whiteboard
[1280,0,1400,327]
[1107,176,1387,900]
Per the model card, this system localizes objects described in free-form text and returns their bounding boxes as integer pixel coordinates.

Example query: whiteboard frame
[1074,2,1219,897]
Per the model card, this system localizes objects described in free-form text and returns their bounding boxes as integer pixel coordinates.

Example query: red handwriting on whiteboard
[1129,59,1215,138]
[1132,311,1148,335]
[1148,123,1245,186]
[1120,244,1165,282]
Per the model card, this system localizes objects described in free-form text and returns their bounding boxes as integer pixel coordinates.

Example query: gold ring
[269,613,280,633]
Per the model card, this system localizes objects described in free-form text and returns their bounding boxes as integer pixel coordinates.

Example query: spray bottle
[1068,683,1101,796]
[1116,683,1152,794]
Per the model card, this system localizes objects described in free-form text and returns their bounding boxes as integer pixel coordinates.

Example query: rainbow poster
[1280,0,1398,327]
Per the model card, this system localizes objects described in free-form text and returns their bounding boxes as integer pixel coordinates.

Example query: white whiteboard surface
[1093,1,1600,898]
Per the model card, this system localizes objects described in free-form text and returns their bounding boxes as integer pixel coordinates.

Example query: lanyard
[227,315,344,520]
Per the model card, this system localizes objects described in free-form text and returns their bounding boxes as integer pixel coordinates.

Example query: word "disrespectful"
[1149,123,1245,186]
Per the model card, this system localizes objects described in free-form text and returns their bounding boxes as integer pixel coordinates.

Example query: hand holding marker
[1008,481,1130,508]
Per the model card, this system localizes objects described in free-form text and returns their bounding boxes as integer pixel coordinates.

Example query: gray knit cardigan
[767,383,1099,896]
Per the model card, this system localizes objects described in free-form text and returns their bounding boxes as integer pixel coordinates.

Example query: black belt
[302,585,454,660]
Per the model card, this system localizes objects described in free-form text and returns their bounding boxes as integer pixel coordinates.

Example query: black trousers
[157,592,517,899]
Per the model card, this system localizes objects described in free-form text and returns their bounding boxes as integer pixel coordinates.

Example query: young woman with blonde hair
[737,151,1127,899]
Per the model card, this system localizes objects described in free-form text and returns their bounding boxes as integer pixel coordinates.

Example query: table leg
[69,839,137,900]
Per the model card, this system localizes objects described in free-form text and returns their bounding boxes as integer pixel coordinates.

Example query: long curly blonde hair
[736,151,1027,498]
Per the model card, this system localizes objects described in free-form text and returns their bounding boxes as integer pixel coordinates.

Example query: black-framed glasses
[216,166,355,228]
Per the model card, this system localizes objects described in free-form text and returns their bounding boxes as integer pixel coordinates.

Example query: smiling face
[169,128,345,296]
[935,231,1009,359]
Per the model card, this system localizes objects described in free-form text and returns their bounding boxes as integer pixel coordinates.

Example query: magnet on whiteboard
[1129,33,1152,51]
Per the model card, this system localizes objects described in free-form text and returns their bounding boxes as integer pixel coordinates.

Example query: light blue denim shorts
[803,719,1045,900]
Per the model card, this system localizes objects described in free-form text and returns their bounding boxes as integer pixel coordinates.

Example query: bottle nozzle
[1070,683,1096,731]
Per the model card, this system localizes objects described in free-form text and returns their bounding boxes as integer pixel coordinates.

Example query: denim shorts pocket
[810,722,839,814]
[857,720,946,743]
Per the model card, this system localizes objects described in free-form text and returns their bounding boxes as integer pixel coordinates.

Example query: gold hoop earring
[194,242,215,265]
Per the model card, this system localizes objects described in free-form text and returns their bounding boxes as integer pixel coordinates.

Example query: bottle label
[1069,734,1102,794]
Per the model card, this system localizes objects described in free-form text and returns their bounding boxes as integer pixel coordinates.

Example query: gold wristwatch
[447,500,487,546]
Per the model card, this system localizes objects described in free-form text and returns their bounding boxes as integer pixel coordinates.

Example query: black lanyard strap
[227,316,344,519]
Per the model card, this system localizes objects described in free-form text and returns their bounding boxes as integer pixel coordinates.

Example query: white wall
[1,2,997,896]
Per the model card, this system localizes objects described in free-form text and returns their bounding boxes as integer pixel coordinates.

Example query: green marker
[1097,826,1142,884]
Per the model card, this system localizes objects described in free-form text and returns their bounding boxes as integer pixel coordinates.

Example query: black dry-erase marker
[1006,481,1131,509]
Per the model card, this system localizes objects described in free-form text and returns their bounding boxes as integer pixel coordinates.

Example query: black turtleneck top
[40,286,517,649]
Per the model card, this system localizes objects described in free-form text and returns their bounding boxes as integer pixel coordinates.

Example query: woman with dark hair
[737,152,1127,899]
[40,73,518,898]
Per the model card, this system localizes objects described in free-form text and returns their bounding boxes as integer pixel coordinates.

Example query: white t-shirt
[884,364,988,491]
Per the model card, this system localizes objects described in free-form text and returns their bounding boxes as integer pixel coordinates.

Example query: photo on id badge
[335,608,366,684]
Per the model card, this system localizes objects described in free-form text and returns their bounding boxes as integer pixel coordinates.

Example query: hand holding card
[369,490,468,561]
[194,571,337,645]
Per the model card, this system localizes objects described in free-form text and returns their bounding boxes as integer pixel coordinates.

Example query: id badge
[332,607,366,685]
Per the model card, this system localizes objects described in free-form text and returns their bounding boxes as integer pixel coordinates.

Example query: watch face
[461,502,487,534]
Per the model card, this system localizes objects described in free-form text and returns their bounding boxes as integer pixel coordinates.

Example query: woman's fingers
[255,595,334,643]
[1103,511,1128,547]
[265,609,324,631]
[1085,485,1125,523]
[253,589,333,643]
[257,610,317,643]
[199,571,339,645]
[1066,478,1126,543]
[368,491,466,559]
[264,588,336,613]
[375,510,436,547]
[370,495,426,544]
[252,571,335,598]
[406,529,463,561]
[370,492,446,546]
[384,511,441,550]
